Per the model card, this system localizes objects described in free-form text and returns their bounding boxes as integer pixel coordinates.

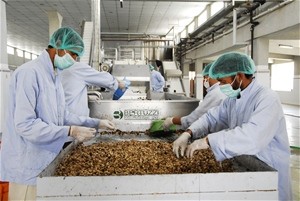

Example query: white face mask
[220,75,243,98]
[203,78,210,89]
[54,50,76,70]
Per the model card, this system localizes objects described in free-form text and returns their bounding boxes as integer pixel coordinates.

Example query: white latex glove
[118,80,126,89]
[186,137,209,158]
[163,117,174,131]
[118,78,131,90]
[98,119,116,130]
[70,126,96,142]
[172,132,191,158]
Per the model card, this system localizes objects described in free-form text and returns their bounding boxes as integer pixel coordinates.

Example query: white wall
[276,76,300,106]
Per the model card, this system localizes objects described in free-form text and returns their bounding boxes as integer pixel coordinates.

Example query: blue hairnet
[49,27,84,57]
[202,62,214,76]
[209,52,256,79]
[149,64,155,71]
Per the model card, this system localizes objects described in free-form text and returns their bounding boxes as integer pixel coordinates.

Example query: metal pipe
[250,10,254,59]
[254,0,292,19]
[102,38,174,42]
[101,32,148,35]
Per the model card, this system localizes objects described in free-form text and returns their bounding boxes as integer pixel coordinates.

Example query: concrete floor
[282,104,300,201]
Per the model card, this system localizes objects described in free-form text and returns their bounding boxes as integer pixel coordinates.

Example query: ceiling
[3,0,300,56]
[4,0,210,55]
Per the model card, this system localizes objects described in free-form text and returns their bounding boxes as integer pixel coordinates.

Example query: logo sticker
[113,110,123,119]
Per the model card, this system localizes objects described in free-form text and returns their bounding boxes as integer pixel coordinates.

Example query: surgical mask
[220,75,242,98]
[54,50,76,70]
[203,78,210,89]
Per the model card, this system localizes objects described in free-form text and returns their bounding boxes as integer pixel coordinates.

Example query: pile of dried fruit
[55,140,233,176]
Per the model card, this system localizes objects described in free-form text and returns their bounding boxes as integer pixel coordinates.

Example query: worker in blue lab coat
[61,62,129,116]
[173,52,292,201]
[0,27,115,201]
[163,62,227,130]
[149,64,165,92]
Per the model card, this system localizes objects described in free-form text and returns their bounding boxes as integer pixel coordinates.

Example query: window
[189,71,195,80]
[7,46,14,55]
[211,2,224,16]
[271,61,294,91]
[198,10,207,26]
[188,22,195,34]
[181,30,186,38]
[174,35,179,44]
[25,52,31,59]
[32,54,38,60]
[16,49,23,57]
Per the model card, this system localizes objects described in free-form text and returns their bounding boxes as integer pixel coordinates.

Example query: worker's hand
[172,132,191,158]
[186,137,209,158]
[69,126,96,142]
[163,117,174,131]
[98,119,116,130]
[118,77,131,90]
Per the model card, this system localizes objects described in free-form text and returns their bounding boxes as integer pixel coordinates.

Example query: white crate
[37,172,277,200]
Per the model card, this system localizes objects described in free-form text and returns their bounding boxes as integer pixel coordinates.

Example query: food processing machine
[87,63,200,130]
[162,61,185,94]
[89,61,185,100]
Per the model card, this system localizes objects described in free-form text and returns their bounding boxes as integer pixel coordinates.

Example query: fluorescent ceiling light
[278,44,293,49]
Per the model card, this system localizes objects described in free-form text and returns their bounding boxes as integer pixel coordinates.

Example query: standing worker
[0,27,115,200]
[149,64,165,92]
[61,62,130,117]
[173,52,292,201]
[163,62,227,130]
